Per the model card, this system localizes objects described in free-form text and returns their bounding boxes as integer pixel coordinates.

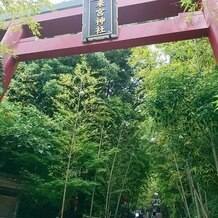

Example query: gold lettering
[95,17,106,26]
[96,25,106,35]
[96,8,105,17]
[96,0,105,8]
[94,0,106,35]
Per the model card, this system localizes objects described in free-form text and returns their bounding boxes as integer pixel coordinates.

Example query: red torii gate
[0,0,218,100]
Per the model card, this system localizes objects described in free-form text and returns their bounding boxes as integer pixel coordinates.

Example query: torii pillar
[0,0,218,101]
[203,0,218,62]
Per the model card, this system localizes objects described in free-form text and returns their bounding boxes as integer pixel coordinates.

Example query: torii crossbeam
[0,0,218,100]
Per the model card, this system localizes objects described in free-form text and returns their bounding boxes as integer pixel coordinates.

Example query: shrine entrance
[0,1,217,217]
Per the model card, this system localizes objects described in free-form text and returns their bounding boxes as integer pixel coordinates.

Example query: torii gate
[0,0,218,100]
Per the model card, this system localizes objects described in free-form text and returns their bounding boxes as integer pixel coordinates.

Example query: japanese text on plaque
[95,0,106,35]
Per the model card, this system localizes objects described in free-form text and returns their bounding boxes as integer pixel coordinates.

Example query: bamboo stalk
[193,186,208,218]
[197,123,218,175]
[89,124,104,217]
[105,124,124,218]
[114,151,134,217]
[194,186,201,218]
[60,83,82,218]
[186,162,201,218]
[210,136,218,176]
[177,184,191,218]
[204,191,209,216]
[187,164,208,218]
[173,154,191,218]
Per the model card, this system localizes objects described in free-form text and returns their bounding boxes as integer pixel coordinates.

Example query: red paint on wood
[118,0,183,25]
[0,29,24,100]
[203,0,218,63]
[0,0,183,40]
[16,12,208,61]
[23,7,83,39]
[1,0,218,102]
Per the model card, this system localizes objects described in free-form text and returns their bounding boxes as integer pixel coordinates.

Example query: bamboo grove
[0,38,217,217]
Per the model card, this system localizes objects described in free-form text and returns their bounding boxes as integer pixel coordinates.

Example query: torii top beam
[0,0,218,100]
[0,0,184,40]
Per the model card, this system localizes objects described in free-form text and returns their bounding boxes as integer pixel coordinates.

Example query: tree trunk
[105,124,124,218]
[114,151,134,217]
[198,123,218,176]
[204,191,209,216]
[194,189,202,218]
[193,186,208,218]
[196,182,208,218]
[60,84,82,218]
[173,154,191,218]
[186,162,201,218]
[210,136,218,176]
[89,125,104,217]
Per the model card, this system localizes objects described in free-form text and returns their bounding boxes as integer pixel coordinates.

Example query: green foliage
[1,37,217,218]
[215,95,218,110]
[1,1,215,217]
[179,0,198,12]
[0,101,60,181]
[130,39,218,217]
[0,55,3,94]
[2,24,217,217]
[0,50,151,217]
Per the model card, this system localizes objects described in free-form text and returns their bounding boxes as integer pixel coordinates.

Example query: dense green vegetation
[0,1,217,217]
[1,51,150,218]
[129,39,218,217]
[0,38,217,218]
